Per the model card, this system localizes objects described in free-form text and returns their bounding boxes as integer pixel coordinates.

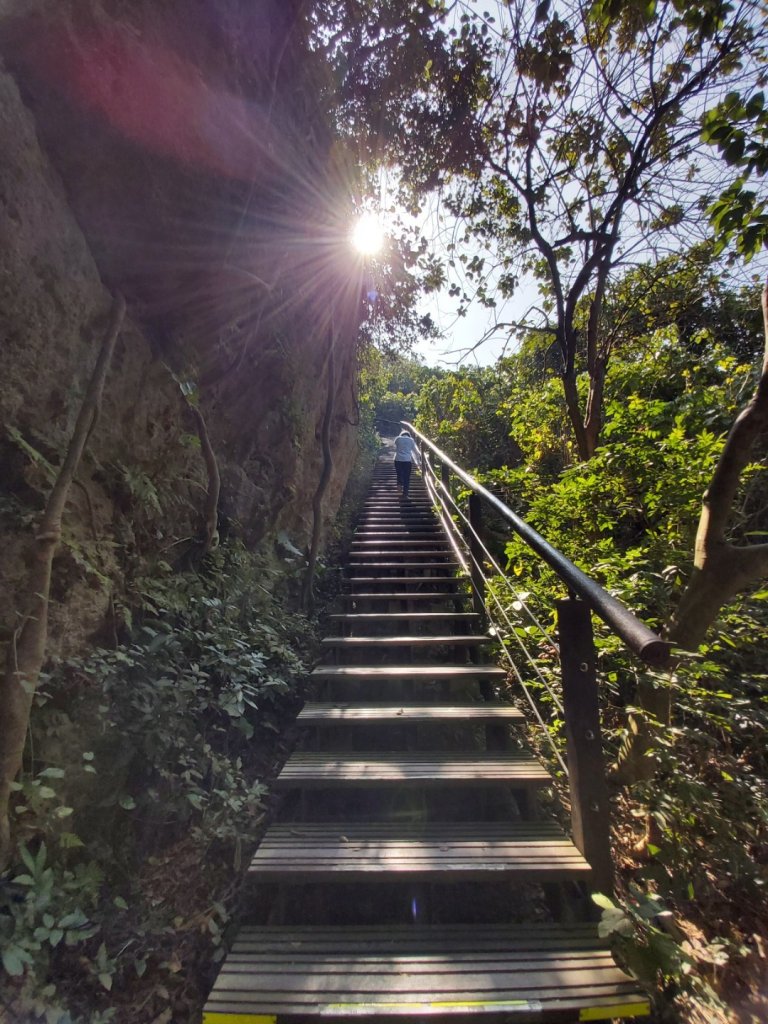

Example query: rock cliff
[0,0,364,656]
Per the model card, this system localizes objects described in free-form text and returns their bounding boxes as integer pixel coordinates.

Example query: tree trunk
[583,356,607,460]
[0,295,125,869]
[668,276,768,644]
[561,370,590,461]
[618,278,768,790]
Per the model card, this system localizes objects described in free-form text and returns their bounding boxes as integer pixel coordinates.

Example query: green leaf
[2,945,32,976]
[59,832,84,849]
[591,892,617,910]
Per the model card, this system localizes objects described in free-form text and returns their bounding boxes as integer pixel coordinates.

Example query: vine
[0,294,125,869]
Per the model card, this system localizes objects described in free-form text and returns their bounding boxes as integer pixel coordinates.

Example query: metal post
[441,460,451,496]
[468,493,485,618]
[557,597,614,896]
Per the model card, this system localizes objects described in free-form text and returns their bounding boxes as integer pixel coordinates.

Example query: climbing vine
[0,295,125,871]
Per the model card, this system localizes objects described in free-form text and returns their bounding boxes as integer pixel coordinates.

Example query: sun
[351,212,384,255]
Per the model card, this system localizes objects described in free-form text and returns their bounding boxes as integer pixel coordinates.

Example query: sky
[375,188,540,369]
[415,281,529,368]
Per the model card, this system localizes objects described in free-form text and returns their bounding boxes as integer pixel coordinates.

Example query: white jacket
[394,434,419,462]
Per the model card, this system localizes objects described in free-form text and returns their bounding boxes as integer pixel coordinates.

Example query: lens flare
[351,212,384,255]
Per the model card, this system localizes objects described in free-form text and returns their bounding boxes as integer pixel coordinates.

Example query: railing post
[468,493,485,618]
[557,597,614,896]
[441,460,451,496]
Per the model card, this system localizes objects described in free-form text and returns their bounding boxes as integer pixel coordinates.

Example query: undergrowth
[0,542,316,1024]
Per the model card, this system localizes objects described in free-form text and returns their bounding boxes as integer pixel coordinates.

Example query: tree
[703,86,768,259]
[460,0,763,457]
[667,279,768,649]
[316,0,765,458]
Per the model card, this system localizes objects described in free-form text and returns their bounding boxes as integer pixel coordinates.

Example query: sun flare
[351,212,384,255]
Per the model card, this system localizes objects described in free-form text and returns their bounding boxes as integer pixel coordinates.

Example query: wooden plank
[296,701,524,725]
[319,635,490,648]
[348,561,459,569]
[342,592,472,602]
[248,821,591,881]
[310,665,505,681]
[362,504,434,511]
[349,553,453,560]
[351,540,448,547]
[357,517,437,523]
[348,576,467,585]
[354,528,443,534]
[328,613,481,621]
[274,751,551,788]
[203,924,650,1021]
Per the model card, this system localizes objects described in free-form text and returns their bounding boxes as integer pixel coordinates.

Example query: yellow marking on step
[202,1015,276,1024]
[579,1003,651,1021]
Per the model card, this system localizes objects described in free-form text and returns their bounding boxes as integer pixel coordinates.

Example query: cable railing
[422,461,569,777]
[405,421,673,893]
[406,422,672,668]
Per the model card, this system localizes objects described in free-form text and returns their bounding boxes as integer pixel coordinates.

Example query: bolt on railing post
[468,493,485,618]
[557,597,614,896]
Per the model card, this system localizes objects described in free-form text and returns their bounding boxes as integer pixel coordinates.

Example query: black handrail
[404,421,673,668]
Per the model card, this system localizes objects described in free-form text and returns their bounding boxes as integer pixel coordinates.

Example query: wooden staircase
[203,459,651,1023]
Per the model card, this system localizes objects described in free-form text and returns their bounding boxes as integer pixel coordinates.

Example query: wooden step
[349,552,453,561]
[310,665,504,682]
[366,493,430,500]
[350,545,451,553]
[351,540,449,548]
[358,514,436,521]
[248,821,591,882]
[363,498,431,504]
[343,591,472,602]
[355,525,442,531]
[353,532,444,540]
[348,576,467,586]
[357,519,437,527]
[297,700,523,725]
[348,564,461,574]
[361,508,434,515]
[350,553,452,561]
[320,635,489,649]
[352,536,445,543]
[275,750,551,789]
[203,923,651,1022]
[329,612,480,623]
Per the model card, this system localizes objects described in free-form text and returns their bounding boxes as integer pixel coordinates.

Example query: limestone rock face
[0,0,362,657]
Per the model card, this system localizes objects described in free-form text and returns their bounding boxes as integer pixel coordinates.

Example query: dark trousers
[394,459,412,495]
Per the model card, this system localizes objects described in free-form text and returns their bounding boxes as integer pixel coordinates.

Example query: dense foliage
[409,268,768,1019]
[0,543,315,1023]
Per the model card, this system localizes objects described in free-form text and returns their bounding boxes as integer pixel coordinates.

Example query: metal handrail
[404,420,672,668]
